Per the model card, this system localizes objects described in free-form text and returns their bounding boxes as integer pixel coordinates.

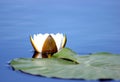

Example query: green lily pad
[10,48,120,80]
[52,48,79,64]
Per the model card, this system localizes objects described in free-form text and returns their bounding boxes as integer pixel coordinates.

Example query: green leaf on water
[10,48,120,80]
[52,48,80,64]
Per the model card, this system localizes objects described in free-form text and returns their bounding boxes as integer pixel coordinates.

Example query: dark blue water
[0,0,120,82]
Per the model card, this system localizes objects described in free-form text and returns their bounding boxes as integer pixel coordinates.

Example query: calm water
[0,0,120,82]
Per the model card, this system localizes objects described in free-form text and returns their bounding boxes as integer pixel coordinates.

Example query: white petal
[51,33,64,51]
[32,33,49,52]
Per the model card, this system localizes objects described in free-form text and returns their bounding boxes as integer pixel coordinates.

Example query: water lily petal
[62,34,67,48]
[30,33,49,52]
[42,35,57,55]
[51,33,65,51]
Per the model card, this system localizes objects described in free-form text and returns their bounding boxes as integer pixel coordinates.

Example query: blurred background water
[0,0,120,82]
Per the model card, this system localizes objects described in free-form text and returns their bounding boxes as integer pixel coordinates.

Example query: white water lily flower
[30,33,67,58]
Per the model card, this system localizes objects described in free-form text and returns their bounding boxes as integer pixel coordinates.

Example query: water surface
[0,0,120,82]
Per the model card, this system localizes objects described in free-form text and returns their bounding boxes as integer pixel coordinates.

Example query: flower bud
[30,33,67,58]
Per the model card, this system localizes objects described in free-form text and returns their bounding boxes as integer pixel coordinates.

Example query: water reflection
[32,52,52,58]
